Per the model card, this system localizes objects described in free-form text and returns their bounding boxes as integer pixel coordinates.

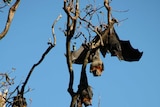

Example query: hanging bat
[70,18,142,64]
[80,86,93,106]
[90,18,143,61]
[78,67,93,106]
[71,44,104,76]
[98,26,143,61]
[90,49,104,76]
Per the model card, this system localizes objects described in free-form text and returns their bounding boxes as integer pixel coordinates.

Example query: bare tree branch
[0,0,20,40]
[104,0,111,25]
[51,14,62,46]
[63,0,80,98]
[20,14,61,96]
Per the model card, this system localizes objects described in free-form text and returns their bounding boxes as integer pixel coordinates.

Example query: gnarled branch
[63,0,80,97]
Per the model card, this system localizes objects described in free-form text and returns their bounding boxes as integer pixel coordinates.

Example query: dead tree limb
[0,0,20,40]
[20,45,53,96]
[10,15,61,107]
[63,0,80,97]
[20,14,61,96]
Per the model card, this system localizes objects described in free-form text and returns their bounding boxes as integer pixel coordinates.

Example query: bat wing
[100,28,123,59]
[71,44,97,64]
[100,46,108,57]
[71,45,88,64]
[120,40,143,61]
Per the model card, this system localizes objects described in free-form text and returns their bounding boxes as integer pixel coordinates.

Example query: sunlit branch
[63,0,80,98]
[51,14,62,46]
[0,0,20,40]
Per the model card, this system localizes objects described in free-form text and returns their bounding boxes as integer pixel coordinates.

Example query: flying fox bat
[71,18,142,62]
[71,45,104,76]
[80,86,93,106]
[98,27,143,61]
[89,18,143,61]
[90,49,104,76]
[78,68,93,106]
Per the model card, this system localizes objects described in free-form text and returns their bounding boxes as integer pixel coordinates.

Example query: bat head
[90,60,104,76]
[90,49,104,76]
[80,86,93,106]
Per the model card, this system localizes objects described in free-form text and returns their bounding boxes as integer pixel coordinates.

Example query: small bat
[81,86,93,106]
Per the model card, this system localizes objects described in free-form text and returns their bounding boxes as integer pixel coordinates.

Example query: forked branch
[63,0,80,97]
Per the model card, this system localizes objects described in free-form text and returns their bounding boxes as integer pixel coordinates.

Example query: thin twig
[51,14,62,46]
[79,16,104,47]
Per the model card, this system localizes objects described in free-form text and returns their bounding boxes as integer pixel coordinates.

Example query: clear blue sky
[0,0,160,107]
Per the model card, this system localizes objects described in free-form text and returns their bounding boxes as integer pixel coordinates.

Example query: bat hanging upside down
[80,86,93,106]
[97,19,143,61]
[71,45,104,76]
[70,18,143,76]
[89,49,104,76]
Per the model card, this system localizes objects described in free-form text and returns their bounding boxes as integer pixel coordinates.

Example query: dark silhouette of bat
[119,40,143,61]
[80,86,93,106]
[78,66,93,106]
[99,27,143,61]
[71,29,142,64]
[70,18,143,65]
